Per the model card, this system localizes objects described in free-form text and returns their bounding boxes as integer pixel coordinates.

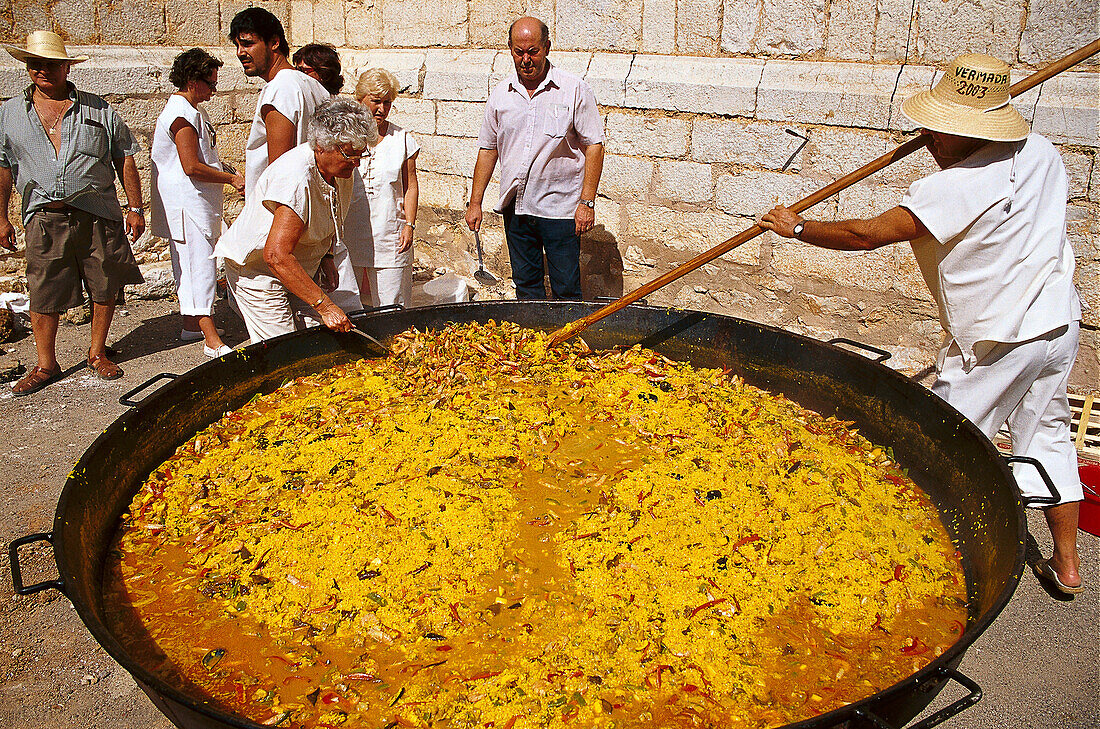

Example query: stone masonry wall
[0,1,1097,390]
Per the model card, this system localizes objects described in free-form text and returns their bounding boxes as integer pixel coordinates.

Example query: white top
[244,68,330,199]
[214,143,353,278]
[902,133,1081,368]
[343,123,420,268]
[150,94,224,240]
[477,64,603,219]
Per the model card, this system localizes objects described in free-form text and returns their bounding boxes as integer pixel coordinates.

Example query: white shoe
[182,327,225,342]
[203,344,233,359]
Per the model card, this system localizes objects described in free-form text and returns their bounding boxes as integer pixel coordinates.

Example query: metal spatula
[473,230,500,286]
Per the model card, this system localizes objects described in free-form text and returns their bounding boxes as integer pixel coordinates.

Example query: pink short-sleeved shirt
[477,64,603,219]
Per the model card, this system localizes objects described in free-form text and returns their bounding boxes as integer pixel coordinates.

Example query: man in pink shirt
[465,16,604,300]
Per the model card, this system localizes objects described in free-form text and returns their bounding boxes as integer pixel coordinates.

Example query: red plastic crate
[1077,462,1100,537]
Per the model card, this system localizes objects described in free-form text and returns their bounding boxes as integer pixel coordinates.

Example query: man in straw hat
[0,30,145,395]
[761,54,1084,595]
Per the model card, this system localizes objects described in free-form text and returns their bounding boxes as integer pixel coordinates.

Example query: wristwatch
[792,220,805,239]
[579,199,595,209]
[128,206,144,215]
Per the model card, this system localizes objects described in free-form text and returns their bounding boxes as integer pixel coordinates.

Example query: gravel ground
[0,297,1096,729]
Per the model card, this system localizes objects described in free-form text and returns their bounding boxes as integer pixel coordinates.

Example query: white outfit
[901,134,1082,506]
[150,94,224,316]
[344,123,419,308]
[214,144,353,342]
[244,69,330,199]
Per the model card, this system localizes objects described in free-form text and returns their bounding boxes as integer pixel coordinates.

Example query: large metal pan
[10,301,1049,729]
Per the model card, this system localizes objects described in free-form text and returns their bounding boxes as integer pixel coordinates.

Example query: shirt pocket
[542,103,571,138]
[74,119,110,159]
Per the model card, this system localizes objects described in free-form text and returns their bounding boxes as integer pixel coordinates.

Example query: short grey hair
[307,98,378,151]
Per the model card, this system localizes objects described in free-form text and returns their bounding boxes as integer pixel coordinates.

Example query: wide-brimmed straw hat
[3,31,88,64]
[901,54,1029,142]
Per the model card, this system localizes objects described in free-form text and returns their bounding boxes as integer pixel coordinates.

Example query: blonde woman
[344,68,419,308]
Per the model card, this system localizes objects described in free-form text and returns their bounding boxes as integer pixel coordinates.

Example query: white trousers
[933,322,1082,505]
[224,261,299,343]
[356,265,412,309]
[296,242,363,327]
[168,215,218,316]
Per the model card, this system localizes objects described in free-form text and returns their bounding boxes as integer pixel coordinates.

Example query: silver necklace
[33,91,70,134]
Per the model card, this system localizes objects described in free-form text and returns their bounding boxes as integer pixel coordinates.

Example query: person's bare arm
[261,105,297,164]
[113,155,145,242]
[575,142,604,235]
[262,204,351,332]
[170,118,245,192]
[0,166,15,251]
[398,152,419,253]
[465,148,498,231]
[760,204,928,251]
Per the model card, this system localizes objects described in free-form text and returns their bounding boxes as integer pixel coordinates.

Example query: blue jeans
[502,204,581,300]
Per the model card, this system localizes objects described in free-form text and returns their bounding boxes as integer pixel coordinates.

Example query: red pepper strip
[870,613,884,632]
[436,645,453,652]
[895,563,907,581]
[900,637,929,655]
[320,692,341,705]
[949,619,964,635]
[694,496,706,506]
[345,673,381,682]
[548,440,561,453]
[690,598,726,618]
[465,670,502,682]
[309,595,339,613]
[503,715,521,729]
[811,502,836,513]
[527,516,552,526]
[270,655,301,669]
[378,505,399,522]
[234,681,246,704]
[571,532,598,540]
[281,675,310,684]
[732,534,761,551]
[408,660,448,677]
[273,520,309,531]
[682,684,698,692]
[449,602,465,626]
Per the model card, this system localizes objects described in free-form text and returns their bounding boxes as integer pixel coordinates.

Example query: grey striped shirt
[0,83,140,224]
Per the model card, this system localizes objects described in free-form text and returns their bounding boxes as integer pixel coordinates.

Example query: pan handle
[9,532,66,596]
[1005,455,1062,506]
[827,337,891,363]
[852,667,981,729]
[348,305,405,317]
[119,373,179,408]
[595,295,649,306]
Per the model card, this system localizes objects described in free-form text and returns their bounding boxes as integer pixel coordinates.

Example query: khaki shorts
[24,207,144,313]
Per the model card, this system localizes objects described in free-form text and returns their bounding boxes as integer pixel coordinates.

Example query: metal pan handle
[119,372,179,408]
[9,532,66,596]
[853,667,981,729]
[348,305,405,318]
[1005,455,1062,506]
[595,295,649,306]
[826,337,891,363]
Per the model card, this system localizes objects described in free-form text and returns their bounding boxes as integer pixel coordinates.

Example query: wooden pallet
[992,393,1100,463]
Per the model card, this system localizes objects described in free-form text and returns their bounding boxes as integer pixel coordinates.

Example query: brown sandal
[87,353,123,381]
[12,365,63,396]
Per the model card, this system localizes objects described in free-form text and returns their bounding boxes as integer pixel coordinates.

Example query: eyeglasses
[201,77,218,91]
[337,147,365,162]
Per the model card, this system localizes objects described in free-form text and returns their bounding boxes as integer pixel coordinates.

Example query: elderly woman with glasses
[151,48,245,358]
[214,98,378,343]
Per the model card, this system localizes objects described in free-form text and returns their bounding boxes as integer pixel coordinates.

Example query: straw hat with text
[901,53,1029,142]
[3,30,88,64]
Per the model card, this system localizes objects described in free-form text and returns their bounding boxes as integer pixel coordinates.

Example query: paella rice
[104,321,967,729]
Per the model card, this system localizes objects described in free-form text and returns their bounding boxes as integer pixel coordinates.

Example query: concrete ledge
[623,55,762,116]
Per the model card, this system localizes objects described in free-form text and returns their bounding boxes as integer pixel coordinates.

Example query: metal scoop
[472,230,500,286]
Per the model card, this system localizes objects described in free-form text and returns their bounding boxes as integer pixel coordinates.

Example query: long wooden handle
[548,38,1100,347]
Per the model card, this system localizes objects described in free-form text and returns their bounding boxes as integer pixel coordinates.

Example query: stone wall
[1,1,1098,390]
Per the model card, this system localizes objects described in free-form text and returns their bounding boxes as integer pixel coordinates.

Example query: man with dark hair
[0,31,145,395]
[229,7,328,198]
[465,16,604,300]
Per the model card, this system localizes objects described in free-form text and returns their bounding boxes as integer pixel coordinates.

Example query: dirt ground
[0,297,1096,729]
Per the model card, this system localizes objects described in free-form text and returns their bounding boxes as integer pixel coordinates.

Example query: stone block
[313,1,346,47]
[289,0,313,46]
[383,0,467,47]
[166,0,224,46]
[677,0,722,55]
[229,90,261,124]
[67,53,175,97]
[417,134,479,177]
[771,238,896,293]
[823,0,873,61]
[550,51,592,80]
[600,155,654,199]
[1061,150,1094,202]
[624,203,761,265]
[201,94,234,126]
[345,0,383,48]
[1021,0,1100,66]
[758,60,932,130]
[801,127,903,179]
[624,55,761,116]
[111,96,166,136]
[1027,73,1099,147]
[423,49,496,101]
[389,98,436,136]
[641,0,675,54]
[715,170,818,218]
[834,183,906,222]
[585,52,632,108]
[470,0,524,47]
[1090,154,1100,205]
[100,0,167,46]
[653,160,713,204]
[721,0,825,56]
[50,0,98,44]
[912,0,1023,66]
[418,171,468,211]
[603,112,690,158]
[436,101,485,138]
[10,0,50,41]
[343,50,425,95]
[691,118,805,170]
[556,0,642,52]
